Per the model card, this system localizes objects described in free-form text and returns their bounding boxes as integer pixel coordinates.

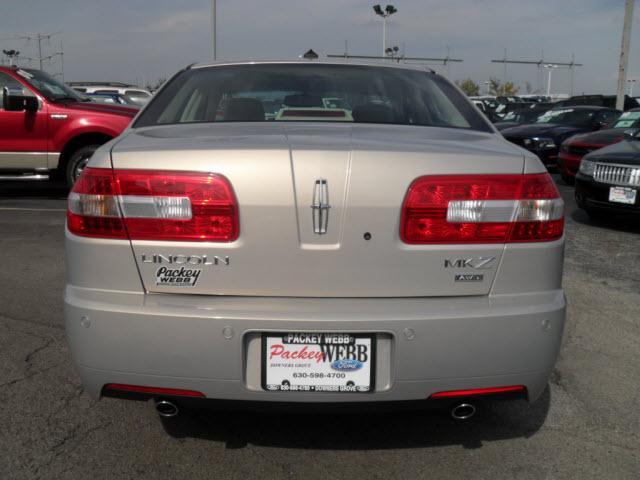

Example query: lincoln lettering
[142,253,230,266]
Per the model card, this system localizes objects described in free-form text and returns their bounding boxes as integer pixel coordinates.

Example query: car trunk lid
[111,123,524,297]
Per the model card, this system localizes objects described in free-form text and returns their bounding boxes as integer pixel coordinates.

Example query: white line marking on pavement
[0,207,66,212]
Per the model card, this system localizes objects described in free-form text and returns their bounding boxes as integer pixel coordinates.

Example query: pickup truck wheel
[66,145,99,187]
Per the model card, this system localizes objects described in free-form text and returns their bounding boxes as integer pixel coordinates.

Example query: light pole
[373,5,397,58]
[616,0,634,110]
[543,64,558,97]
[2,49,19,67]
[211,0,217,61]
[385,46,399,58]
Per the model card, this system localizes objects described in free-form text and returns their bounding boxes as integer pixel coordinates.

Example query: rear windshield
[134,64,491,132]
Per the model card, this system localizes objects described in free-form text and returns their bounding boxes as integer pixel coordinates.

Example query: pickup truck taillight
[67,168,239,241]
[401,173,564,244]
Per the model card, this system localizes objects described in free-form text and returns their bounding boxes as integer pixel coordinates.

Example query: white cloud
[134,9,210,34]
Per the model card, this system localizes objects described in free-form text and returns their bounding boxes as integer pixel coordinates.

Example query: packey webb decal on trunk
[155,266,201,287]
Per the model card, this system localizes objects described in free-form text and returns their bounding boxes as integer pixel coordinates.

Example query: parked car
[68,81,151,96]
[501,106,620,168]
[493,103,555,131]
[87,92,141,108]
[469,96,503,122]
[518,95,551,103]
[469,96,500,112]
[554,94,639,111]
[65,61,566,422]
[472,99,488,113]
[575,137,640,219]
[68,82,152,106]
[0,66,137,186]
[558,109,640,183]
[496,96,530,105]
[119,91,152,107]
[472,100,501,122]
[492,101,532,120]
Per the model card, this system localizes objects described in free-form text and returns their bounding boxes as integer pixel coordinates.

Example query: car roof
[190,60,437,74]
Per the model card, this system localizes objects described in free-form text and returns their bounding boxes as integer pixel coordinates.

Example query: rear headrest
[283,94,323,108]
[225,98,265,121]
[352,104,394,124]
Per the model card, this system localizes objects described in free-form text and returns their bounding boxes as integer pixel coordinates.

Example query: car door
[0,71,48,170]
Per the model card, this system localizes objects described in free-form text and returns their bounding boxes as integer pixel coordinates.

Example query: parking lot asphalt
[0,176,638,480]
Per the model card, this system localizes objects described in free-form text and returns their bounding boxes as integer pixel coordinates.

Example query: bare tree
[489,77,519,96]
[455,78,480,96]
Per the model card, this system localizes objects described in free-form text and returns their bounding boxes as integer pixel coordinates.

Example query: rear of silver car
[64,62,565,415]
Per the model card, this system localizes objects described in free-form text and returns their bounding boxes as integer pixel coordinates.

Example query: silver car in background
[64,62,565,421]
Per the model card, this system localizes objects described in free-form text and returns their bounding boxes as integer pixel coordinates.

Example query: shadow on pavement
[0,181,68,199]
[158,387,551,450]
[569,207,640,234]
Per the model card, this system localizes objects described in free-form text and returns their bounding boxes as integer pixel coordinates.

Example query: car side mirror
[2,86,39,112]
[623,129,639,140]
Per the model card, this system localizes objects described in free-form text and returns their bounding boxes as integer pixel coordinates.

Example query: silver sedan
[64,61,565,422]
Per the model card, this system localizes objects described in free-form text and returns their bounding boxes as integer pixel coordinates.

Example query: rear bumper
[65,287,566,404]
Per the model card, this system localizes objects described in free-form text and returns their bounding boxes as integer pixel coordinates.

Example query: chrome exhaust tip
[155,399,179,418]
[450,402,476,420]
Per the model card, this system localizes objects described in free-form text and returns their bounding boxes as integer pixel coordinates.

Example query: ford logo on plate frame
[331,359,363,372]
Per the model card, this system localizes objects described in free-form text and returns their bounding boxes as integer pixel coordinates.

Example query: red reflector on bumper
[104,383,205,398]
[429,385,526,398]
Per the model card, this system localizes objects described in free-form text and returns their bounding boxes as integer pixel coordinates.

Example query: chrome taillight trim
[446,199,564,223]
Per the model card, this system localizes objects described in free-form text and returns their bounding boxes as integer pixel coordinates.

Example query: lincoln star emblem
[311,179,330,234]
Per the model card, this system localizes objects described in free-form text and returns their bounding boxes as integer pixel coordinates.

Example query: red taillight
[104,383,205,397]
[67,168,127,239]
[400,173,564,244]
[430,385,526,399]
[68,168,239,242]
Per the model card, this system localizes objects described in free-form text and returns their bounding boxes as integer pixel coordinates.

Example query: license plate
[262,332,375,393]
[609,186,637,204]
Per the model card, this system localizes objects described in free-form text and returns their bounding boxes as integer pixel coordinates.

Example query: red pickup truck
[0,65,136,186]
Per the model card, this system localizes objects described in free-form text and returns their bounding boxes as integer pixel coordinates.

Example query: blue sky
[0,0,638,95]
